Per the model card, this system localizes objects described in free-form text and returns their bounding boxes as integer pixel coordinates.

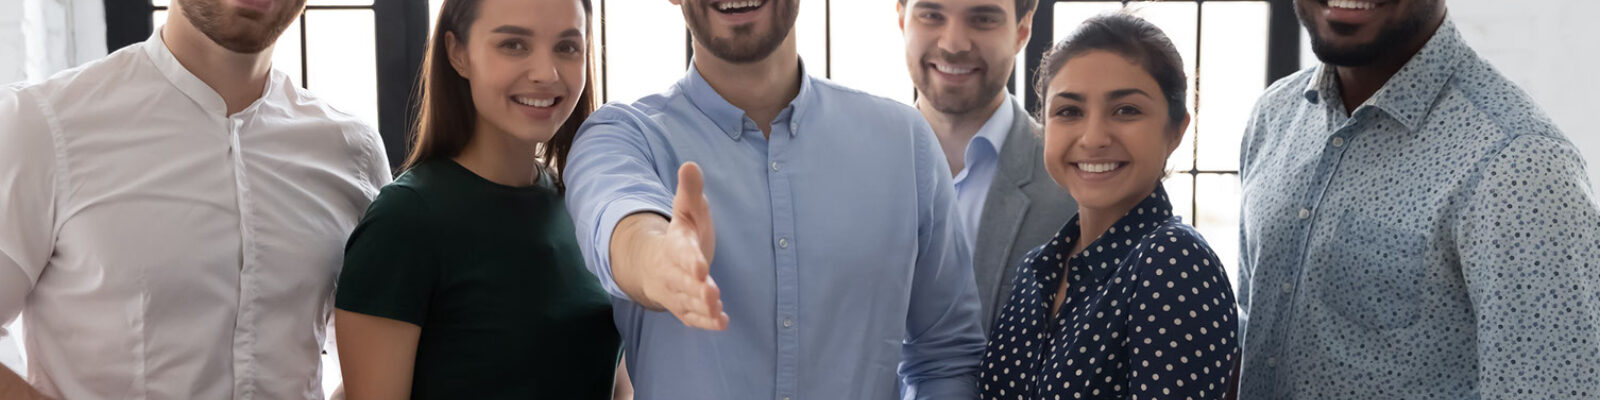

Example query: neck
[161,7,276,116]
[919,93,1006,174]
[693,31,802,138]
[1070,188,1153,257]
[1333,15,1447,113]
[453,121,540,187]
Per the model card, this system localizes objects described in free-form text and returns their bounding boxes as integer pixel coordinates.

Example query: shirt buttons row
[770,161,780,172]
[782,318,793,328]
[1297,208,1312,220]
[1331,137,1346,148]
[778,237,790,249]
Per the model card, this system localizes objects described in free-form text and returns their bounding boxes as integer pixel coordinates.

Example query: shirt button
[1331,137,1346,147]
[770,161,780,172]
[1297,208,1312,220]
[1267,357,1278,366]
[783,318,793,328]
[778,237,789,249]
[783,396,791,400]
[1280,282,1293,294]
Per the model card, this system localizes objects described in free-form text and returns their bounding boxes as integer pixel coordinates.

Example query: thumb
[673,162,707,220]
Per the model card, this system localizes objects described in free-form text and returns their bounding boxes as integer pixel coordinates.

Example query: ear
[669,0,682,5]
[1015,9,1035,51]
[896,1,907,33]
[445,31,471,80]
[1164,113,1192,157]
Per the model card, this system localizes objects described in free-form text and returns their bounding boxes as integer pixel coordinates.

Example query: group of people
[1,0,1596,399]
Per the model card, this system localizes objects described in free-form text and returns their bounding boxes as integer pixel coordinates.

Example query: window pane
[1194,173,1242,285]
[304,10,378,127]
[1162,172,1195,229]
[601,1,687,103]
[829,0,913,104]
[153,11,304,87]
[796,0,827,75]
[1053,2,1124,36]
[1196,1,1268,171]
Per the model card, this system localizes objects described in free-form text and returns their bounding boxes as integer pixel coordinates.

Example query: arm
[564,113,725,330]
[335,310,420,400]
[0,87,55,400]
[898,119,985,399]
[1127,231,1239,399]
[1455,136,1600,397]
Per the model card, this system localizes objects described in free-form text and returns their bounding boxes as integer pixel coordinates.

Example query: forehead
[908,0,1014,14]
[1049,51,1162,97]
[473,0,587,32]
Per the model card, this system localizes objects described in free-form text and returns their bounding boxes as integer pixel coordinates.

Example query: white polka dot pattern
[1236,17,1600,399]
[978,185,1239,399]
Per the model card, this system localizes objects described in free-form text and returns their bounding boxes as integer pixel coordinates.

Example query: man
[0,0,390,398]
[897,0,1075,330]
[563,0,985,398]
[1236,0,1600,398]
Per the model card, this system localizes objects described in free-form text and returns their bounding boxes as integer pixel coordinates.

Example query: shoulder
[279,75,385,147]
[7,44,154,122]
[809,77,926,125]
[1250,66,1319,120]
[1447,56,1566,145]
[1126,220,1228,285]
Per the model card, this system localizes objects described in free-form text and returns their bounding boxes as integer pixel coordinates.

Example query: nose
[526,51,559,84]
[935,20,975,55]
[1076,113,1114,150]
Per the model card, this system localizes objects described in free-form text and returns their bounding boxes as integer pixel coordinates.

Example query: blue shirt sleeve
[897,115,986,399]
[1454,135,1600,397]
[563,105,674,302]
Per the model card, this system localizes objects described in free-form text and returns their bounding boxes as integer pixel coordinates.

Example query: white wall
[1450,0,1600,190]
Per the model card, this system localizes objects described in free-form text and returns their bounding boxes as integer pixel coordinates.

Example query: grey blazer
[971,100,1077,332]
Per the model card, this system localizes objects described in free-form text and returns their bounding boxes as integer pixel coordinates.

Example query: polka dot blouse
[979,185,1238,400]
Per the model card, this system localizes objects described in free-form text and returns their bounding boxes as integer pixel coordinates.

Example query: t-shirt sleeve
[335,185,438,326]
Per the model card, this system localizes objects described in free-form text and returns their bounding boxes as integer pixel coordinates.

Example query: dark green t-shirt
[336,160,619,399]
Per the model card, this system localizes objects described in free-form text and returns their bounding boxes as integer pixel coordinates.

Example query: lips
[1316,0,1389,26]
[713,0,764,14]
[512,95,558,108]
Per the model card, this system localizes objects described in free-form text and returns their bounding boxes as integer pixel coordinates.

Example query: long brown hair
[402,0,597,191]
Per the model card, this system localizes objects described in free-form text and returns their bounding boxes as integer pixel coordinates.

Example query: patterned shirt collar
[1303,17,1467,131]
[1041,185,1177,285]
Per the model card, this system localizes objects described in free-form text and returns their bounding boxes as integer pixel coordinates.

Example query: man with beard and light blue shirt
[562,0,985,398]
[897,0,1075,330]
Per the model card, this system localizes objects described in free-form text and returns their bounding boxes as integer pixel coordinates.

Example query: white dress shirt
[0,30,390,399]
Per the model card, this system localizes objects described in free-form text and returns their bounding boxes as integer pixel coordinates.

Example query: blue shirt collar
[679,58,817,141]
[1304,17,1465,131]
[968,95,1014,159]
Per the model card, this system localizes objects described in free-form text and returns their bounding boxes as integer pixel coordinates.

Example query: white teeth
[513,96,555,107]
[934,64,975,75]
[1078,163,1120,173]
[1327,0,1376,10]
[715,0,763,11]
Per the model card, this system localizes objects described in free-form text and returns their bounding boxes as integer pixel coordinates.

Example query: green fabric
[337,160,619,399]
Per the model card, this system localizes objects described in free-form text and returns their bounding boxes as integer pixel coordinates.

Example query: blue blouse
[979,186,1238,399]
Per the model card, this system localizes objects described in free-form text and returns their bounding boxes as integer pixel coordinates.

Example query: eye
[1053,105,1083,119]
[917,11,945,24]
[1113,105,1143,117]
[499,39,529,53]
[971,14,1002,28]
[556,40,583,55]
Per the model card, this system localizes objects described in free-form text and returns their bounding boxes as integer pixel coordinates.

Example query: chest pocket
[1313,211,1427,331]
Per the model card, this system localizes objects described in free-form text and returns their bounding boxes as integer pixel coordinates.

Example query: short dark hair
[898,0,1040,23]
[1034,12,1188,127]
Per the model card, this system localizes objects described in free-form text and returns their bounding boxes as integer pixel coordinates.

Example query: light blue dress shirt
[951,95,1014,248]
[1237,18,1600,398]
[563,63,986,399]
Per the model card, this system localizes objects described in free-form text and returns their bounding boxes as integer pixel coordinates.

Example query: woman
[333,0,619,398]
[979,13,1238,400]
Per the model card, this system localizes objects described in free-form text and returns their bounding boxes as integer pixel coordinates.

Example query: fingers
[673,162,706,221]
[665,249,726,331]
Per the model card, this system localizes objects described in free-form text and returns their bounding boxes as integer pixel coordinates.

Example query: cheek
[1041,129,1074,185]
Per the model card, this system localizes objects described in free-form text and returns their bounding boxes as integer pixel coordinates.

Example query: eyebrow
[967,5,1006,16]
[1053,88,1152,102]
[490,26,585,39]
[912,2,943,11]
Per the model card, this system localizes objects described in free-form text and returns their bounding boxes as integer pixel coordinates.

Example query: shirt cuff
[591,196,672,303]
[904,375,979,400]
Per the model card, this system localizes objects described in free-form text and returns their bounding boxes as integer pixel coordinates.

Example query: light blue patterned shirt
[563,63,985,399]
[1237,18,1600,399]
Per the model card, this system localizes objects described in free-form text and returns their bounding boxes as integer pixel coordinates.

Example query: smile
[1076,162,1125,173]
[713,0,764,14]
[512,95,559,108]
[1326,0,1379,10]
[932,63,977,75]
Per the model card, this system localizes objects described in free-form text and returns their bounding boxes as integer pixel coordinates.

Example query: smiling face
[447,0,589,147]
[1042,50,1188,214]
[674,0,800,64]
[1295,0,1444,66]
[899,0,1031,115]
